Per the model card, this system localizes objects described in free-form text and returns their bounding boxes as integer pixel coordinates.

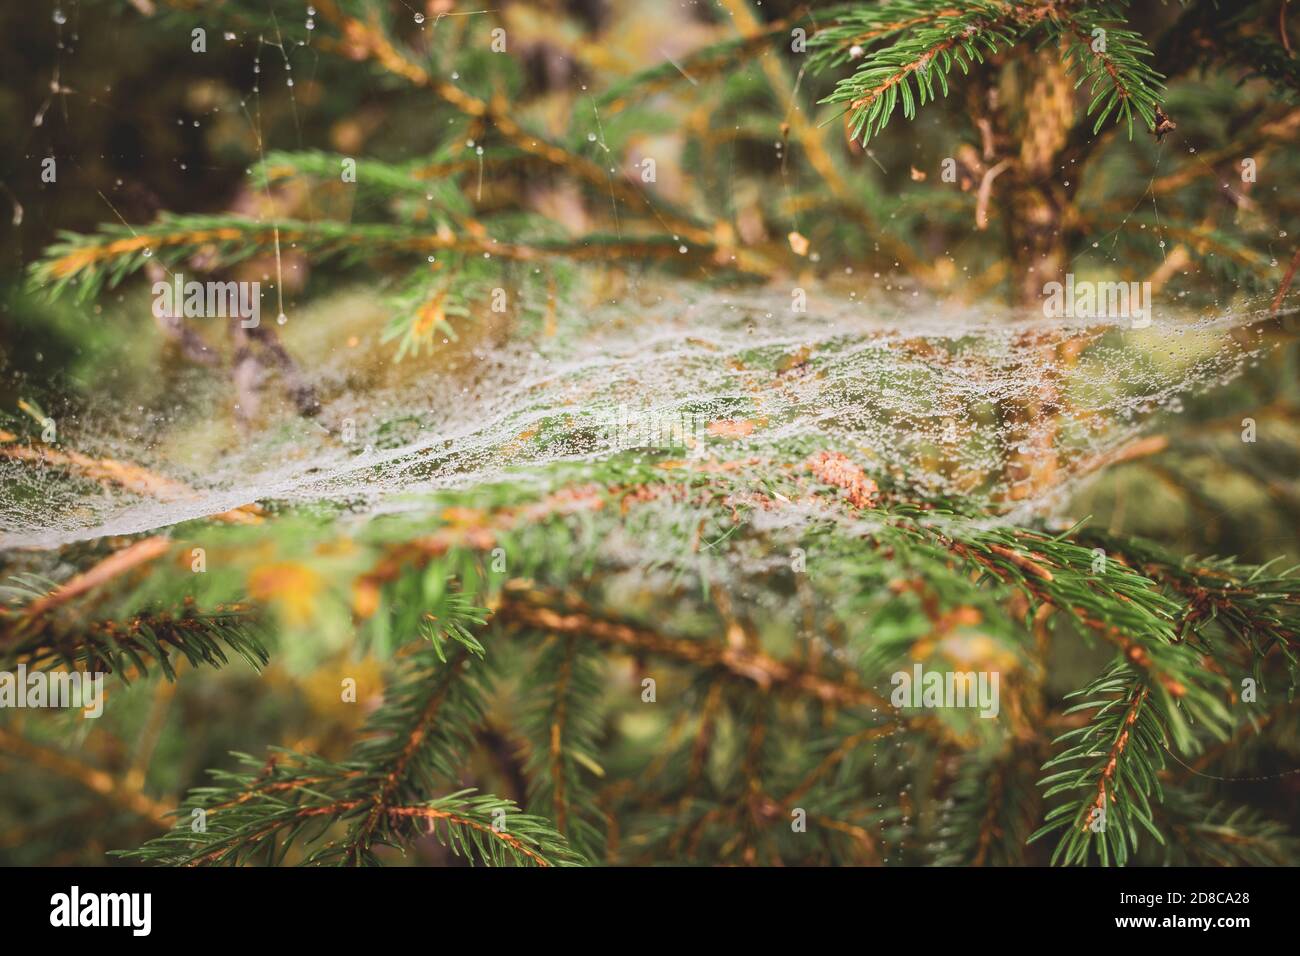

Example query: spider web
[0,278,1278,549]
[0,2,1288,552]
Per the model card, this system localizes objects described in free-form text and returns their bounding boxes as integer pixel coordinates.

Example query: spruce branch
[816,2,1034,145]
[29,214,750,307]
[125,607,581,866]
[518,635,606,859]
[1155,789,1300,866]
[1031,660,1230,866]
[1054,3,1166,136]
[934,742,1043,866]
[0,608,267,682]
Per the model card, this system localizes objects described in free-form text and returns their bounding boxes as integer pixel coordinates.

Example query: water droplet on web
[277,313,288,326]
[414,13,425,24]
[142,248,152,258]
[53,9,67,25]
[587,133,597,142]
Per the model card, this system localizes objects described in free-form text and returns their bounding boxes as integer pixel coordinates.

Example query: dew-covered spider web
[0,279,1281,550]
[3,2,1289,557]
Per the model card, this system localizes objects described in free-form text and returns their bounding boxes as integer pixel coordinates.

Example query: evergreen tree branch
[124,607,581,866]
[1054,3,1166,136]
[1031,658,1231,866]
[816,2,1038,145]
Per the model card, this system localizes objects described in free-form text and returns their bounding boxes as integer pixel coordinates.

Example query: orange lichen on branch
[806,450,879,508]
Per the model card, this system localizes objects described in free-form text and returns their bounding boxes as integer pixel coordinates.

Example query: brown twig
[497,587,893,711]
[0,726,173,829]
[1271,245,1300,314]
[20,537,171,620]
[1086,685,1148,829]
